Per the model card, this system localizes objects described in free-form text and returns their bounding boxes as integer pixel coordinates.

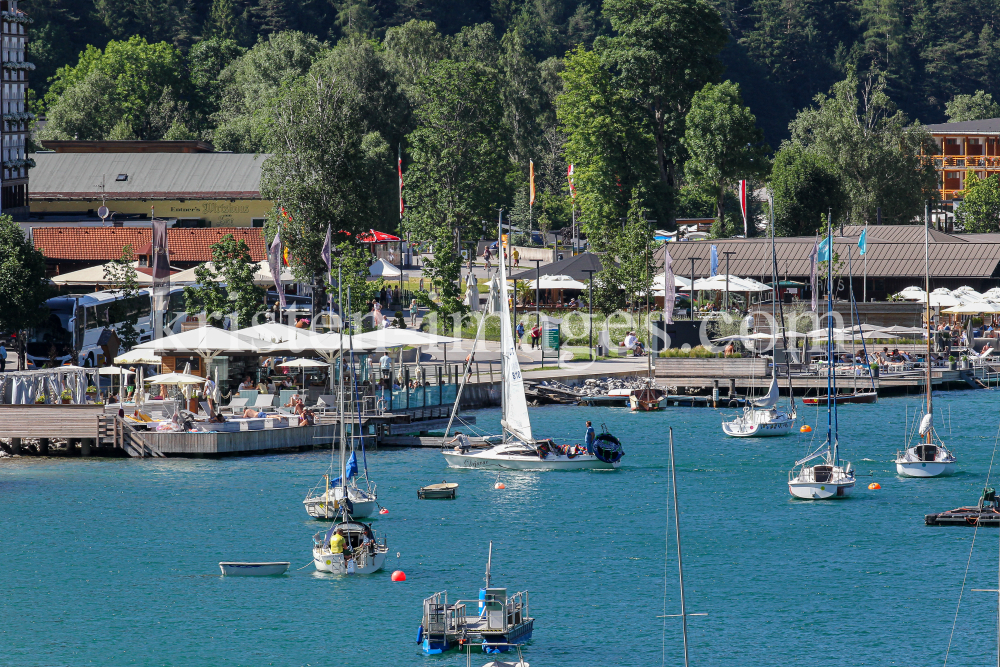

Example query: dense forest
[20,0,1000,312]
[25,0,1000,145]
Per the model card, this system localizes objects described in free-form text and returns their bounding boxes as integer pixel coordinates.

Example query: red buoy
[379,508,389,514]
[494,482,506,490]
[800,425,812,433]
[391,570,406,581]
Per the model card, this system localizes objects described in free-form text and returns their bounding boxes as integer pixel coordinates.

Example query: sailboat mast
[338,266,346,495]
[827,212,835,464]
[925,202,933,444]
[668,428,690,667]
[498,220,506,427]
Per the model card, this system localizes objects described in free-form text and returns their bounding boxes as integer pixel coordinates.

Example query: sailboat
[722,204,796,437]
[310,321,387,574]
[895,208,956,478]
[442,224,624,471]
[788,214,856,500]
[303,277,379,518]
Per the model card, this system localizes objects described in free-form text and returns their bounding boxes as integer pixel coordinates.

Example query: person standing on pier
[0,342,7,372]
[204,376,217,415]
[585,421,595,454]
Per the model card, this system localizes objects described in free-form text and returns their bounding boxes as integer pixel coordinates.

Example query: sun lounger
[253,394,276,408]
[228,397,249,414]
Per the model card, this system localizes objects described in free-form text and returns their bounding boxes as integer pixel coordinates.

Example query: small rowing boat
[219,562,290,576]
[418,482,458,499]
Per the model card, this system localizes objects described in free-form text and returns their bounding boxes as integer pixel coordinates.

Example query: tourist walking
[483,247,492,272]
[409,297,419,326]
[516,321,525,345]
[530,323,541,349]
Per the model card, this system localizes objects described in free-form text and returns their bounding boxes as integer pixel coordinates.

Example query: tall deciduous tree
[945,90,1000,122]
[788,69,937,225]
[103,245,141,351]
[590,188,655,315]
[183,234,266,328]
[599,0,728,218]
[769,143,845,236]
[403,58,510,316]
[683,80,770,237]
[956,171,1000,233]
[0,215,50,370]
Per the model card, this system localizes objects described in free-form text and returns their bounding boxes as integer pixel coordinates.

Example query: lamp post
[722,251,736,310]
[532,259,542,328]
[584,268,596,360]
[688,257,700,320]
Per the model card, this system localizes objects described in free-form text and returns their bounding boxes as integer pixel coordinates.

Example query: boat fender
[416,625,424,644]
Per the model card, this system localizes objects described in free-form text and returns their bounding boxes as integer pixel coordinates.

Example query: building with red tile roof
[34,226,266,274]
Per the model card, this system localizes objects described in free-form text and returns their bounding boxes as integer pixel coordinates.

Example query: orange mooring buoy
[494,482,506,490]
[800,425,812,433]
[868,482,881,490]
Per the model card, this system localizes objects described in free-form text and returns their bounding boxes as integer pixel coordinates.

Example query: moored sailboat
[788,214,855,500]
[895,206,956,478]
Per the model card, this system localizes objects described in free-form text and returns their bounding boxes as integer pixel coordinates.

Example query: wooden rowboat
[418,482,459,499]
[219,561,290,576]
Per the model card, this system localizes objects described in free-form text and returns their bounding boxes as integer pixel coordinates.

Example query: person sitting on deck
[209,412,226,424]
[298,408,315,426]
[723,342,737,357]
[283,394,302,408]
[623,331,639,355]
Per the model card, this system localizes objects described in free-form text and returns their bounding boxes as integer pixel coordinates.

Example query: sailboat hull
[313,548,386,574]
[443,450,619,470]
[788,480,855,499]
[303,487,378,519]
[722,414,795,437]
[896,461,956,478]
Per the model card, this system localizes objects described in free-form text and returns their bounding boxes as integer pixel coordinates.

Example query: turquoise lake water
[4,393,1000,666]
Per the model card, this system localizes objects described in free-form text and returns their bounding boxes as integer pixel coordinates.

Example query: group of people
[621,331,645,357]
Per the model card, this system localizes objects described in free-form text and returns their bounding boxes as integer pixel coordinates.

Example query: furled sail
[499,246,533,443]
[919,413,933,436]
[753,376,780,408]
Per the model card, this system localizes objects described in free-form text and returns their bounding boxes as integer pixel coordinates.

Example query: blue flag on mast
[858,228,867,256]
[817,235,831,262]
[710,245,718,277]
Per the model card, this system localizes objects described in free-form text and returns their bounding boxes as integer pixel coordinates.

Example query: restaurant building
[29,141,272,227]
[924,118,1000,201]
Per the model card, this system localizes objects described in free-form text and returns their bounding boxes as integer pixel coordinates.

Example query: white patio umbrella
[144,372,205,385]
[136,366,145,411]
[279,358,329,390]
[894,286,926,300]
[525,274,588,290]
[943,301,1000,314]
[466,283,481,312]
[692,275,772,292]
[952,286,984,300]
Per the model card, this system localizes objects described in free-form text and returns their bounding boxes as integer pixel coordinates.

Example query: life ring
[416,625,424,644]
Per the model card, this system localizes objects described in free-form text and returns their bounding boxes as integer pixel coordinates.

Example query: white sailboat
[442,224,623,471]
[788,214,855,500]
[895,207,956,478]
[303,269,379,518]
[722,200,796,438]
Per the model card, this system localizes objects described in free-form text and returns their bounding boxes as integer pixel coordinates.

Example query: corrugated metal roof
[658,226,1000,279]
[29,152,270,200]
[925,118,1000,134]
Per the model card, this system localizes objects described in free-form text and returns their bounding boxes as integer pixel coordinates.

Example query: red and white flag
[739,180,748,237]
[567,164,576,198]
[398,147,404,219]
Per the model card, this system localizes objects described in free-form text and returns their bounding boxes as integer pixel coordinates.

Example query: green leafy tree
[382,20,449,102]
[0,215,50,370]
[207,0,244,42]
[770,143,845,236]
[103,245,141,351]
[590,189,655,315]
[599,0,728,219]
[683,80,770,237]
[956,171,1000,233]
[945,91,1000,122]
[212,31,325,152]
[557,46,654,249]
[403,58,510,316]
[183,234,266,328]
[39,36,191,141]
[788,69,937,225]
[328,240,383,317]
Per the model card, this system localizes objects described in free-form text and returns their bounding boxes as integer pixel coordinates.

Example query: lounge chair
[316,395,337,413]
[253,394,276,408]
[228,397,249,414]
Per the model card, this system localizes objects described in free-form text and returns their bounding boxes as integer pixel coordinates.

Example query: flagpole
[863,221,868,303]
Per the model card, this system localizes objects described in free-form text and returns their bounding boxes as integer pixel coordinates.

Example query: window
[116,174,128,182]
[251,218,265,228]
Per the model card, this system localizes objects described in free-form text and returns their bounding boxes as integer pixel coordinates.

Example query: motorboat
[312,519,387,574]
[442,222,623,471]
[418,542,534,655]
[801,391,877,405]
[788,213,855,500]
[925,487,1000,526]
[629,386,664,411]
[895,222,957,478]
[218,562,290,576]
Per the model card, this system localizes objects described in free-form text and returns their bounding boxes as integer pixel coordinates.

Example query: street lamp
[584,268,596,360]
